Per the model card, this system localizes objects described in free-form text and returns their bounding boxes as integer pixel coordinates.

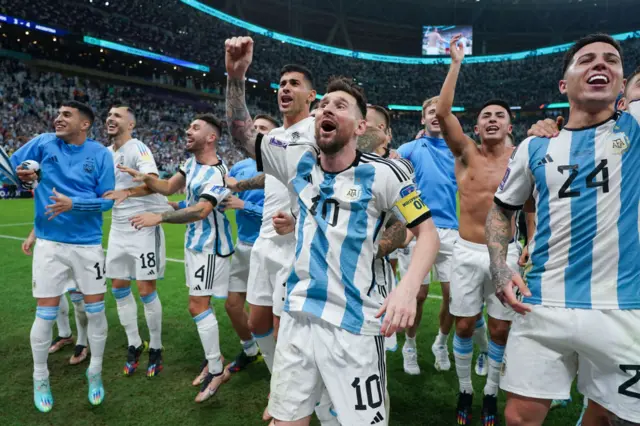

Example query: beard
[315,128,350,155]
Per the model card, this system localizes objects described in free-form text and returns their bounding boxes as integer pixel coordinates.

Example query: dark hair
[110,101,136,120]
[195,113,222,136]
[61,100,95,127]
[625,65,640,97]
[280,64,315,89]
[478,99,512,121]
[326,76,368,119]
[254,114,280,129]
[562,33,623,75]
[367,105,391,131]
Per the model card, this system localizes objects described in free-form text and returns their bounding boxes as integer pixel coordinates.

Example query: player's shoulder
[360,152,414,182]
[231,157,255,171]
[397,139,419,155]
[29,132,57,146]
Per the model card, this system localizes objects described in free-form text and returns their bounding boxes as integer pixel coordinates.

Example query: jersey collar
[319,150,362,174]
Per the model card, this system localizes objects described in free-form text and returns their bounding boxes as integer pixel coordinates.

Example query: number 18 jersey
[495,102,640,310]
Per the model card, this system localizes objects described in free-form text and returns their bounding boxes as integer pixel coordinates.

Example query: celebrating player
[102,104,169,377]
[219,149,265,373]
[488,33,640,426]
[225,35,439,426]
[118,114,234,403]
[436,34,520,425]
[11,101,115,412]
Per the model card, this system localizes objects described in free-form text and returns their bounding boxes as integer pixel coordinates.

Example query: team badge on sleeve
[499,167,511,191]
[392,184,430,226]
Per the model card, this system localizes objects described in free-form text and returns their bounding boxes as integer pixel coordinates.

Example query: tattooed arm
[376,216,408,259]
[129,200,214,230]
[225,37,258,158]
[486,203,531,314]
[227,173,265,192]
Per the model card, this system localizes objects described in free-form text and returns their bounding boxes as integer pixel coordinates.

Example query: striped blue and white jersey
[179,157,234,257]
[256,126,431,335]
[495,102,640,310]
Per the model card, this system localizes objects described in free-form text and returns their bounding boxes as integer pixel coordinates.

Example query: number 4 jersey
[256,121,432,335]
[495,102,640,310]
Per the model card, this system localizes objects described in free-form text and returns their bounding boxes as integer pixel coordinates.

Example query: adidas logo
[194,285,202,291]
[370,411,384,424]
[537,154,554,166]
[147,270,155,276]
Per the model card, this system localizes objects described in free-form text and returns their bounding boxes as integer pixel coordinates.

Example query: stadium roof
[203,0,639,55]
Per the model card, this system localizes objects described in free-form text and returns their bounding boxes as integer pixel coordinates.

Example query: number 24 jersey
[495,101,640,310]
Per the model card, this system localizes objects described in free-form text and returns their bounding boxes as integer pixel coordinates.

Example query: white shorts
[105,225,166,281]
[184,248,230,299]
[501,306,640,423]
[373,258,397,351]
[397,228,458,284]
[228,241,253,293]
[246,234,295,317]
[449,238,520,320]
[32,239,107,298]
[268,312,388,425]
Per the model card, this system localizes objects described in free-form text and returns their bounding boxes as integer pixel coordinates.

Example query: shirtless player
[436,34,521,425]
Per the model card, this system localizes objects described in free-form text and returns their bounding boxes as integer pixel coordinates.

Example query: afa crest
[83,158,95,173]
[608,132,630,155]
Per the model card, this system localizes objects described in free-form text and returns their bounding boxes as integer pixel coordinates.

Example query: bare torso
[456,143,515,244]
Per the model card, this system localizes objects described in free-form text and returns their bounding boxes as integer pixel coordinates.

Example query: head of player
[363,105,392,155]
[185,114,223,155]
[54,100,95,145]
[278,64,316,125]
[254,114,279,135]
[618,65,640,111]
[421,96,441,138]
[106,103,136,145]
[560,33,624,119]
[474,99,513,146]
[315,76,368,159]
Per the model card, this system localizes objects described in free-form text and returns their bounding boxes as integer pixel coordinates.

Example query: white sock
[404,335,417,350]
[112,287,142,348]
[242,338,259,357]
[435,329,449,347]
[193,309,222,375]
[253,329,276,373]
[484,340,506,396]
[56,294,72,338]
[453,334,473,394]
[32,307,57,380]
[70,293,88,346]
[141,291,162,350]
[473,317,489,354]
[85,301,108,375]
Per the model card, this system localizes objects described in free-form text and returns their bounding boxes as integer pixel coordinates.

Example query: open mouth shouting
[280,94,294,109]
[586,73,610,88]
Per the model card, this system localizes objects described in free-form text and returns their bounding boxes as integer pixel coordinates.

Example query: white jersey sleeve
[134,141,160,175]
[199,183,231,206]
[628,99,640,121]
[373,157,431,228]
[494,137,535,210]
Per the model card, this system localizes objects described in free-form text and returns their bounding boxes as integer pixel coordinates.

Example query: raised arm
[435,34,475,162]
[226,173,265,192]
[225,37,259,159]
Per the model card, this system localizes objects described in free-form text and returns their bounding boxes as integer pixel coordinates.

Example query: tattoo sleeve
[226,78,258,158]
[236,173,266,191]
[160,205,206,224]
[486,203,516,290]
[376,217,407,259]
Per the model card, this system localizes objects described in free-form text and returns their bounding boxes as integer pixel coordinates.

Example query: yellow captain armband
[391,184,431,228]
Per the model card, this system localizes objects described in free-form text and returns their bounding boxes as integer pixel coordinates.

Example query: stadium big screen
[422,25,473,56]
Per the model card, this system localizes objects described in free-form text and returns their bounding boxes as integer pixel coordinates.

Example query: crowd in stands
[6,0,640,109]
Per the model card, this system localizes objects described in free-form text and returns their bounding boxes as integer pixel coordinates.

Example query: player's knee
[224,294,243,312]
[188,298,209,317]
[488,318,510,343]
[504,404,527,426]
[416,285,428,304]
[455,316,475,338]
[137,280,156,297]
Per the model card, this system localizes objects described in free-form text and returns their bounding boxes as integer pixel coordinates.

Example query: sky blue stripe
[251,328,274,339]
[141,291,157,304]
[111,286,131,299]
[565,129,597,309]
[193,308,212,323]
[453,335,473,355]
[525,138,551,304]
[616,114,640,308]
[301,172,335,318]
[70,293,84,303]
[85,301,105,313]
[475,317,485,328]
[339,165,375,333]
[223,216,234,254]
[488,341,506,363]
[193,168,217,252]
[285,152,315,313]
